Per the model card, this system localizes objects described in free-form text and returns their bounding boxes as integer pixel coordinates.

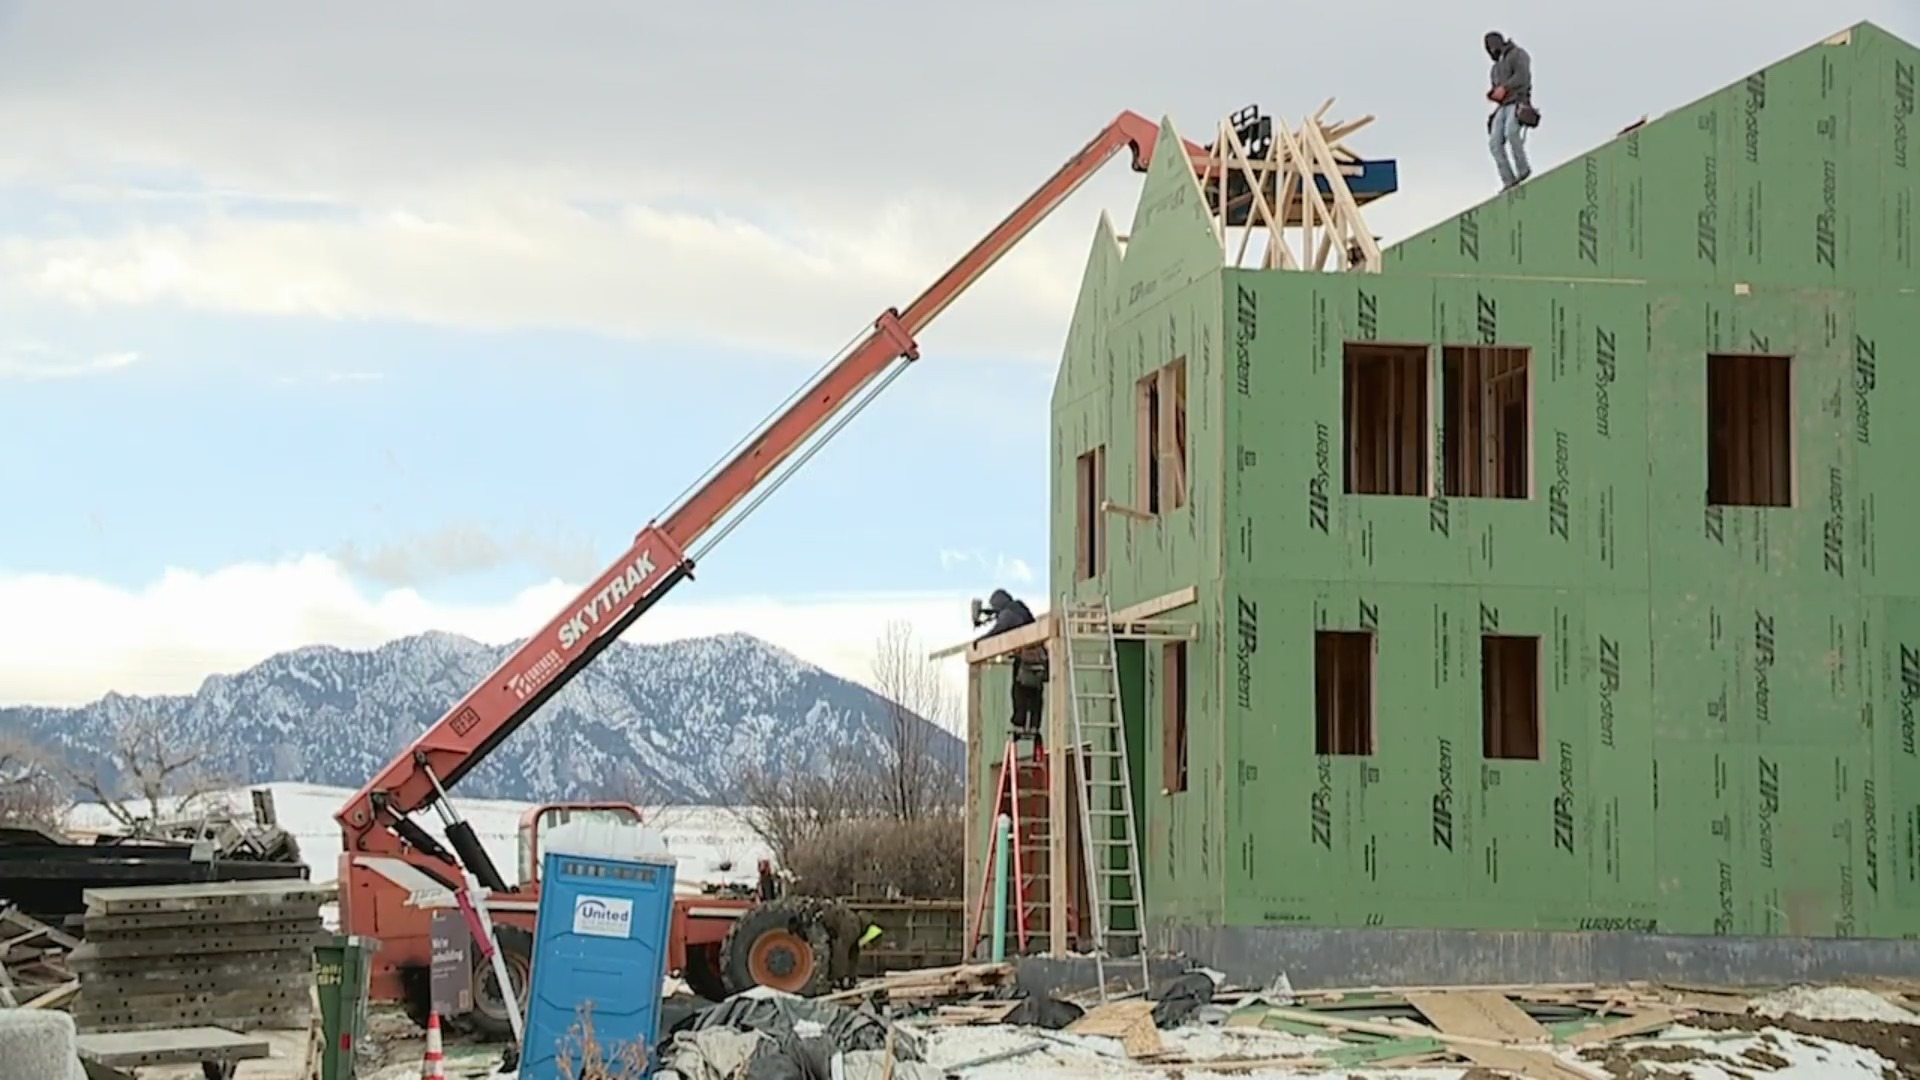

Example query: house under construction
[963,20,1920,987]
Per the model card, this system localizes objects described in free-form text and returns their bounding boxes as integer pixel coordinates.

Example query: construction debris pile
[721,962,1920,1080]
[0,790,307,938]
[654,989,945,1080]
[71,879,333,1035]
[1220,983,1727,1075]
[151,788,304,864]
[0,906,78,1011]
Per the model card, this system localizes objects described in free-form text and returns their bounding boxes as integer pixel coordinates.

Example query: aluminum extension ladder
[1062,598,1151,999]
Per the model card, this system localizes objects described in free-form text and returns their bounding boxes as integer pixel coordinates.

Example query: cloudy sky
[0,1,1908,707]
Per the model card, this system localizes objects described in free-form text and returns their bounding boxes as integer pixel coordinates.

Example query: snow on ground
[66,781,773,891]
[195,1012,1918,1080]
[911,1013,1914,1080]
[1751,984,1920,1025]
[136,991,1920,1079]
[913,1023,1463,1080]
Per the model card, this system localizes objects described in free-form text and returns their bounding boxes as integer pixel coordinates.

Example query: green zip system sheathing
[990,21,1920,974]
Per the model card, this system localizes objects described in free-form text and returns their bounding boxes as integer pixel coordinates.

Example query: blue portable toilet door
[519,854,678,1079]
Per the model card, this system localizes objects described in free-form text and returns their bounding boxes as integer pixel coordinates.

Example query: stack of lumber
[825,962,1015,1005]
[69,879,335,1035]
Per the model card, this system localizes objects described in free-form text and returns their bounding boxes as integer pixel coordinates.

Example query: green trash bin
[315,934,379,1080]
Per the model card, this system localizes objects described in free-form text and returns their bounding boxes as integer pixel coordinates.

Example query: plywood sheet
[1406,990,1552,1043]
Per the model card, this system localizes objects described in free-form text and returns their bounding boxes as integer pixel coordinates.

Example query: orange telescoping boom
[333,110,1210,1015]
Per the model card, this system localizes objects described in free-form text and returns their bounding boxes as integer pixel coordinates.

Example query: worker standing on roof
[976,589,1048,746]
[1484,31,1536,190]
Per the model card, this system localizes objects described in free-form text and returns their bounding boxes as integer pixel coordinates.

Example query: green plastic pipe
[991,812,1012,962]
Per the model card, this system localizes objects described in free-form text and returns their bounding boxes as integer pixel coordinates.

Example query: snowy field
[67,781,773,890]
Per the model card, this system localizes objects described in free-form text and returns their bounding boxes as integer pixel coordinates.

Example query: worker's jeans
[1489,103,1531,189]
[1011,683,1043,734]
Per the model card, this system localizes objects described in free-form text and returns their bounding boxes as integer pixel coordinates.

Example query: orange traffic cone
[422,1012,445,1078]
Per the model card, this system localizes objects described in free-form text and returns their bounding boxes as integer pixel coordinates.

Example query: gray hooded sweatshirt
[1490,40,1533,104]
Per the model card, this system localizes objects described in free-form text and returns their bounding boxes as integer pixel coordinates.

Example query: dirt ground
[1577,1039,1770,1080]
[1693,1013,1917,1078]
[1575,1016,1914,1080]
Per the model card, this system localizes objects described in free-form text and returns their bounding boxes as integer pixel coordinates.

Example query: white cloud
[0,194,1094,362]
[0,343,140,381]
[0,2,1897,362]
[332,523,603,590]
[0,556,984,710]
[937,548,1036,585]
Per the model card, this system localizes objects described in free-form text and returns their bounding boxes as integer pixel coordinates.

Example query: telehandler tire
[719,897,836,997]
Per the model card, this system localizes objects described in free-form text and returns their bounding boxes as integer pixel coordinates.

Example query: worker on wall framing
[975,589,1049,747]
[1484,30,1538,190]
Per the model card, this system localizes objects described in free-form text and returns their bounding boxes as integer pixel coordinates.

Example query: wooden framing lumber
[1208,104,1382,274]
[962,616,1055,665]
[1047,631,1070,955]
[926,637,973,661]
[958,586,1200,666]
[962,662,984,934]
[1105,586,1199,627]
[24,980,78,1009]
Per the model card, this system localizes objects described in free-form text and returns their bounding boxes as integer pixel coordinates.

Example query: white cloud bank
[0,556,984,709]
[0,198,1095,362]
[1,3,1894,363]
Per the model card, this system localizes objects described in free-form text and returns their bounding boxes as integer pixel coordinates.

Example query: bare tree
[868,620,964,822]
[732,757,875,869]
[727,622,968,897]
[606,762,691,831]
[0,735,70,831]
[70,713,226,833]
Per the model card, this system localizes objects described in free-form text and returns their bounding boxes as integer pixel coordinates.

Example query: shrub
[781,810,966,899]
[556,1001,648,1080]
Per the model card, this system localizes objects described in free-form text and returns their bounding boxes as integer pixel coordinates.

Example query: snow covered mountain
[0,632,963,804]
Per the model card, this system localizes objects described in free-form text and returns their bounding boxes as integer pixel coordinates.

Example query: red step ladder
[967,737,1053,956]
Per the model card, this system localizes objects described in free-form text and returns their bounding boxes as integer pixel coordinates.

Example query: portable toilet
[518,818,678,1079]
